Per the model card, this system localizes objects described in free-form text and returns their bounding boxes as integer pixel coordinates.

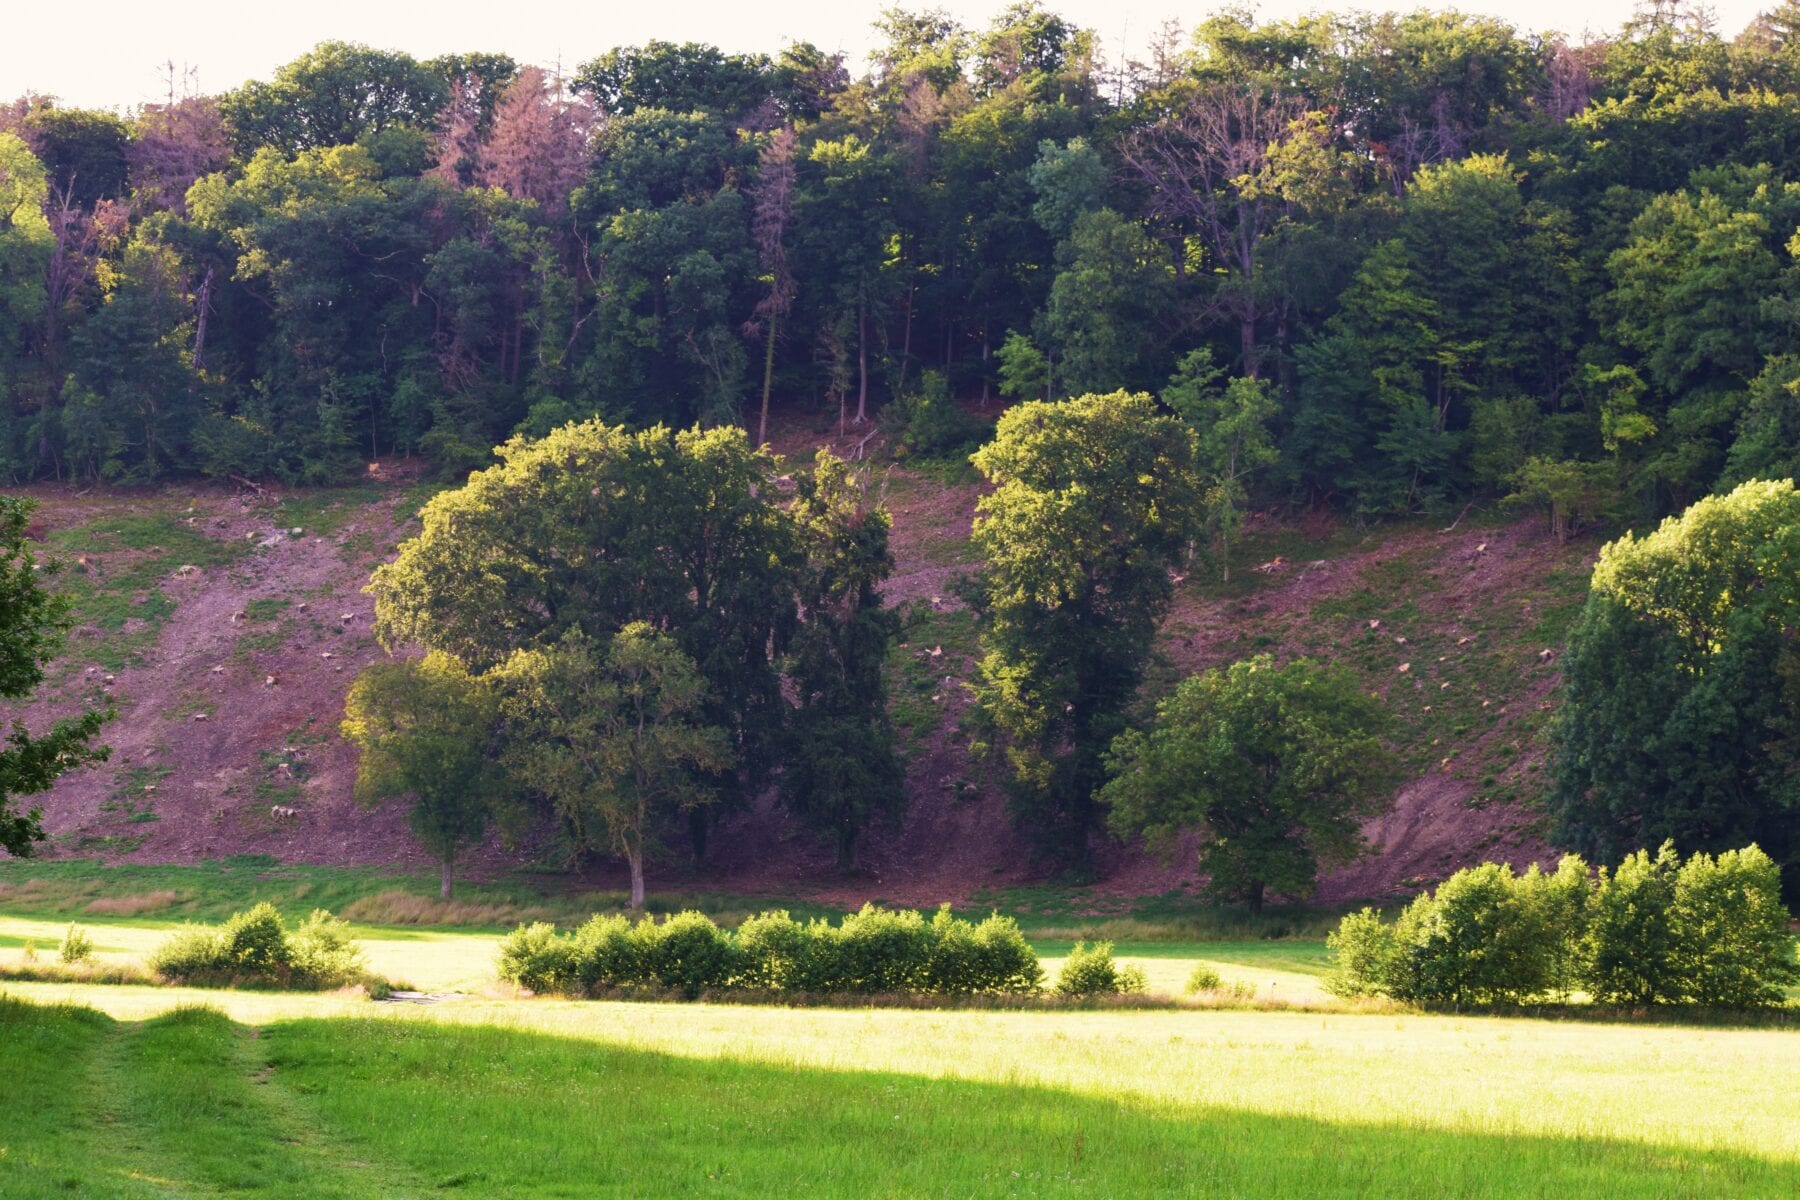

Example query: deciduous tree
[1103,655,1398,913]
[967,392,1203,869]
[497,625,730,908]
[341,652,504,899]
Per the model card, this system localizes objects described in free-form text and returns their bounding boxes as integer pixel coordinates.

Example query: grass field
[4,860,1799,1196]
[4,988,1799,1197]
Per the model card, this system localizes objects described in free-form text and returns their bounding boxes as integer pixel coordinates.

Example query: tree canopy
[1102,655,1399,912]
[1550,479,1800,898]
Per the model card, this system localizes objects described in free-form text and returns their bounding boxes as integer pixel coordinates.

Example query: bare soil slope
[6,422,1597,905]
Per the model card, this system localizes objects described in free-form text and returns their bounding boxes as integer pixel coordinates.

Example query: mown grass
[3,991,1798,1197]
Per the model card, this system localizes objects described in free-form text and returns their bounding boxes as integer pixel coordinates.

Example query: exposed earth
[4,409,1599,906]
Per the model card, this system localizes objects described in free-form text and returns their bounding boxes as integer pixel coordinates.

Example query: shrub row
[498,904,1061,1000]
[149,902,369,990]
[1328,844,1800,1009]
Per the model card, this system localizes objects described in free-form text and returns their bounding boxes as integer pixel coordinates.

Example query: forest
[0,1,1796,532]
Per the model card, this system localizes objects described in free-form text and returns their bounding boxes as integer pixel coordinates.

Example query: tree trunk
[1247,880,1265,917]
[855,298,869,425]
[440,856,454,901]
[898,283,914,396]
[980,324,990,406]
[836,825,855,874]
[757,309,777,446]
[628,848,645,911]
[193,267,212,368]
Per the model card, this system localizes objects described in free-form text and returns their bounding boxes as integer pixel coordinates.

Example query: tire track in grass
[93,1006,429,1198]
[0,996,164,1198]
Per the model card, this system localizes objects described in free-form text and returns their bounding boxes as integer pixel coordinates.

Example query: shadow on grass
[4,996,1792,1198]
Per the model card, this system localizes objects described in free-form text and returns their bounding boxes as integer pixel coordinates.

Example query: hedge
[498,903,1050,999]
[1327,844,1799,1009]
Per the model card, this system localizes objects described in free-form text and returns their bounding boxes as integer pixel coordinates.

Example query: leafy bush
[149,926,230,980]
[288,910,367,988]
[920,908,1043,995]
[1582,845,1679,1006]
[149,903,368,991]
[1184,964,1223,994]
[221,902,290,973]
[1669,846,1799,1007]
[498,904,1048,1001]
[972,914,1045,994]
[890,371,984,459]
[1055,941,1135,997]
[496,922,576,994]
[1391,861,1586,1007]
[1324,908,1400,998]
[1327,844,1799,1010]
[735,910,809,990]
[58,925,94,965]
[633,911,739,998]
[803,904,930,994]
[571,914,641,992]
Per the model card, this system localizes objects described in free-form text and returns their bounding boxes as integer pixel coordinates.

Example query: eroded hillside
[6,425,1597,904]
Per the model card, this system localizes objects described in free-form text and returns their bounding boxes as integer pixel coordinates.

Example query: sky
[0,0,1776,112]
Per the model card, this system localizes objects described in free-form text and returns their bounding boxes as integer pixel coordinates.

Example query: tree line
[3,4,1800,527]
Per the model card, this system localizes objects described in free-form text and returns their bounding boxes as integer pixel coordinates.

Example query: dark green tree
[1550,479,1800,899]
[369,419,798,854]
[219,42,450,157]
[574,43,772,117]
[782,452,905,870]
[967,392,1204,870]
[496,625,731,909]
[0,497,109,856]
[341,651,505,899]
[1102,656,1398,914]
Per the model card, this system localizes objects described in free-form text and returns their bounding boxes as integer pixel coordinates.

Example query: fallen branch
[1440,500,1476,534]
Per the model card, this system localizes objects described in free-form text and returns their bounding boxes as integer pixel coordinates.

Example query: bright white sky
[0,0,1775,112]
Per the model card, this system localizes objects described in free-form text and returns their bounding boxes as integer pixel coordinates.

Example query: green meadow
[5,990,1799,1198]
[2,861,1799,1197]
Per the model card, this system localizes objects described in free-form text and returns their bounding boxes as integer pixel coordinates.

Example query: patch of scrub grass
[242,597,290,622]
[48,509,252,670]
[51,833,149,856]
[100,764,170,826]
[1180,519,1378,602]
[4,996,1799,1198]
[886,604,980,750]
[233,615,296,657]
[272,486,385,538]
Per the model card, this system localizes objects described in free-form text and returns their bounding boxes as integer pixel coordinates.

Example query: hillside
[5,421,1598,905]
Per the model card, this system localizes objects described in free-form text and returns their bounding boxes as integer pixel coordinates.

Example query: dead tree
[1120,84,1305,378]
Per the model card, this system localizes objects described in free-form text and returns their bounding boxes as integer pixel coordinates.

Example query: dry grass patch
[85,891,181,917]
[339,890,566,928]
